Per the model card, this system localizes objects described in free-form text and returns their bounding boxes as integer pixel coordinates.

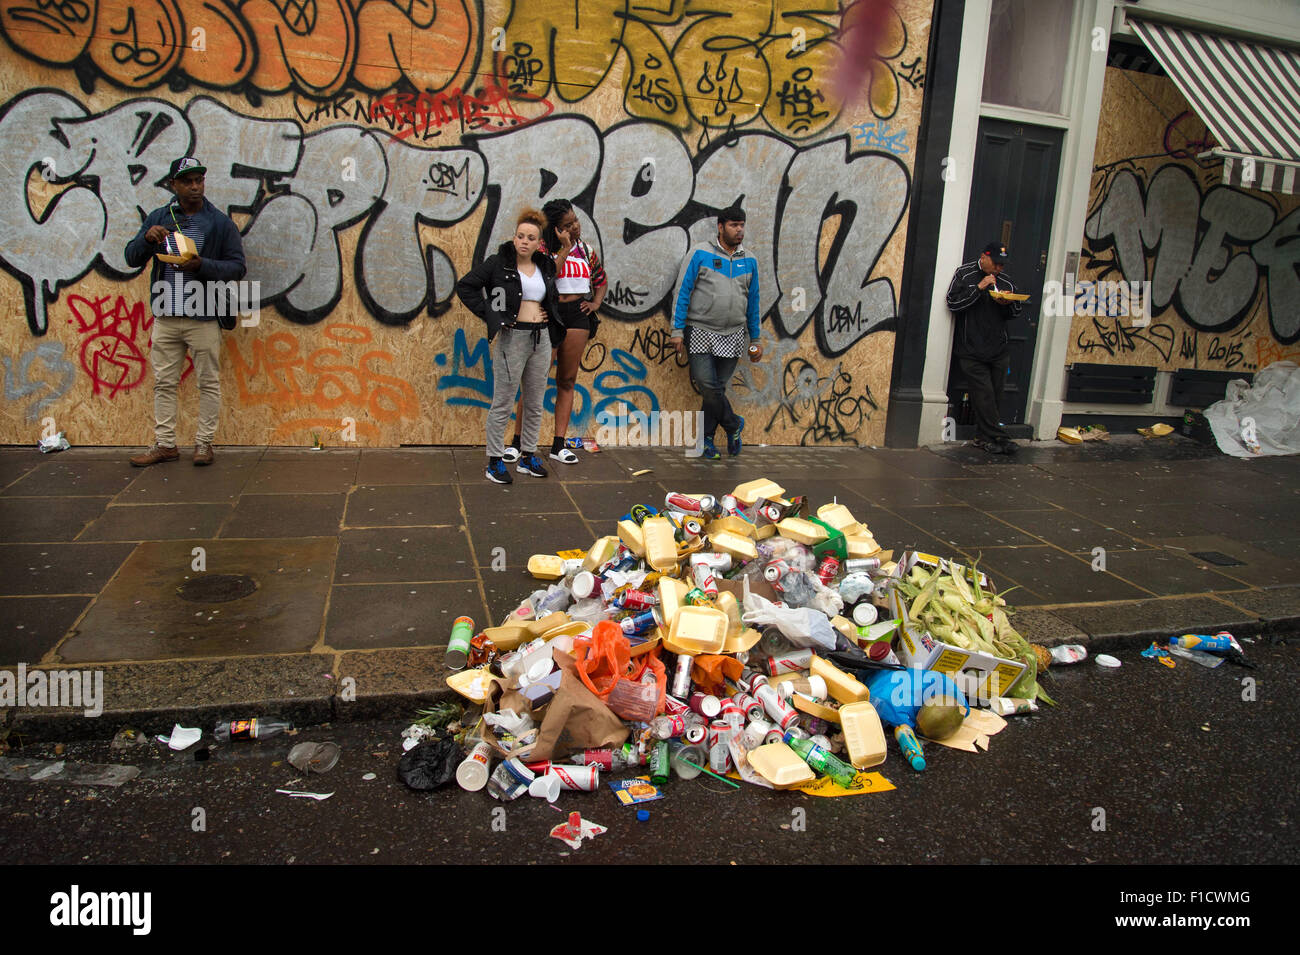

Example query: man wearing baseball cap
[124,157,246,467]
[946,240,1024,454]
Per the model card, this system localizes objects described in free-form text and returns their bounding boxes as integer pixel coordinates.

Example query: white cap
[807,675,828,700]
[571,571,596,599]
[852,601,878,626]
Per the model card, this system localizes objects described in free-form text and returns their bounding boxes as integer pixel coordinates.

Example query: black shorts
[557,298,591,332]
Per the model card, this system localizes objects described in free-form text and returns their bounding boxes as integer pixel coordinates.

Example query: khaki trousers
[151,316,221,447]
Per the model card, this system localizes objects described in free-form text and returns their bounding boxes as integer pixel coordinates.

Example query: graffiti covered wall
[1071,67,1300,374]
[0,0,932,447]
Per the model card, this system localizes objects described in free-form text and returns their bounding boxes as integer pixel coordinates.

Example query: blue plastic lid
[637,809,650,821]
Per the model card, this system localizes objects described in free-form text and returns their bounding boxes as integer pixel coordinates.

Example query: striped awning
[1129,17,1300,195]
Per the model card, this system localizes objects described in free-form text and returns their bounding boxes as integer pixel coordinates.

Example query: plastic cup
[456,741,493,792]
[529,772,562,802]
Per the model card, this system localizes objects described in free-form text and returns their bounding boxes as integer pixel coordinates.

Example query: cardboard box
[888,555,1025,701]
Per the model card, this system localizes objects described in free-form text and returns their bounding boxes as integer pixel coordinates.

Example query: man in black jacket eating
[946,241,1023,454]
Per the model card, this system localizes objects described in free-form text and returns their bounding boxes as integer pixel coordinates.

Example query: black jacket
[946,261,1023,361]
[455,242,565,346]
[124,198,246,322]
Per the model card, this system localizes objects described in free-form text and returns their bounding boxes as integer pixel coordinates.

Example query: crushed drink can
[671,654,693,698]
[816,555,840,586]
[663,694,689,715]
[685,587,714,607]
[692,561,718,596]
[766,648,813,676]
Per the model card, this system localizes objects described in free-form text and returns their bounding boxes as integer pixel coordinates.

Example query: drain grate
[177,574,259,603]
[1190,550,1245,567]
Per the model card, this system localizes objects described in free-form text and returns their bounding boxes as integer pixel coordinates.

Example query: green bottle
[783,731,857,789]
[649,740,671,786]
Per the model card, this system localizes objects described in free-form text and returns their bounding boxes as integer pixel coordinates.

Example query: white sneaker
[502,446,521,463]
[549,448,579,464]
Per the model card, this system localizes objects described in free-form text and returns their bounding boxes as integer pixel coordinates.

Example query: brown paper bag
[483,651,628,761]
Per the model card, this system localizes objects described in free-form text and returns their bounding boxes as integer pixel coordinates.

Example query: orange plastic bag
[691,654,743,696]
[572,620,630,700]
[630,647,668,715]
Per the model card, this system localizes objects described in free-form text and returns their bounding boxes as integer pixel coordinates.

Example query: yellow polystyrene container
[527,553,566,580]
[715,591,742,636]
[810,655,871,704]
[846,534,882,558]
[657,575,688,629]
[755,524,778,540]
[776,518,828,545]
[618,519,646,557]
[582,536,620,573]
[830,615,857,641]
[664,605,728,654]
[816,503,865,536]
[839,701,888,769]
[711,531,758,561]
[642,517,679,572]
[731,479,786,505]
[721,627,762,653]
[706,515,757,538]
[747,742,817,789]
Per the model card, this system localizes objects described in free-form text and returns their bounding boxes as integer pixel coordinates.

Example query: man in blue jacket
[124,157,246,467]
[946,241,1023,454]
[670,206,763,459]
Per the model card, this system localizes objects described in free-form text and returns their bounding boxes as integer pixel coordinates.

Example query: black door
[948,119,1063,435]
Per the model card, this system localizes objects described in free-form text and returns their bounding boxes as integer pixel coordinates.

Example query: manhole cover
[177,574,259,603]
[1190,551,1245,567]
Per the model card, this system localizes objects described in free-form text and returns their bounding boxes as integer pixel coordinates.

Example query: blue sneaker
[517,452,549,478]
[485,459,513,484]
[726,416,745,456]
[702,439,721,461]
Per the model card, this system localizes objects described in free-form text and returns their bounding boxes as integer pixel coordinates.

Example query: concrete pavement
[2,434,1297,740]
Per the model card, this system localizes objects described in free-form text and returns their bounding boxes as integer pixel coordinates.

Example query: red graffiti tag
[369,83,554,140]
[68,294,190,397]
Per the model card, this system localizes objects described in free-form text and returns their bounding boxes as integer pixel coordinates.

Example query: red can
[766,648,814,675]
[689,692,721,718]
[816,555,840,586]
[547,764,601,791]
[663,694,689,715]
[733,691,765,722]
[665,492,705,515]
[692,561,718,596]
[708,720,735,773]
[616,588,657,612]
[684,724,707,744]
[763,559,790,584]
[718,696,744,722]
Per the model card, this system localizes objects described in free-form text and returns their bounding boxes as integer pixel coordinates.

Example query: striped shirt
[157,205,206,317]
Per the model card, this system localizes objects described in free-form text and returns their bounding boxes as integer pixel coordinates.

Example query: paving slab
[1095,547,1255,598]
[324,581,486,650]
[77,502,234,541]
[987,508,1147,552]
[973,545,1151,605]
[112,451,260,503]
[1211,586,1300,633]
[459,480,579,519]
[0,450,46,490]
[58,538,336,663]
[1145,535,1300,588]
[356,449,457,485]
[0,596,92,664]
[892,504,1041,549]
[344,485,464,527]
[467,512,594,568]
[220,493,346,539]
[242,450,359,494]
[0,458,140,498]
[0,497,112,542]
[4,654,337,740]
[334,526,475,583]
[0,542,137,596]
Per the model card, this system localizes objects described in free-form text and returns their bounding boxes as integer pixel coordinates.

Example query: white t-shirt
[518,265,545,302]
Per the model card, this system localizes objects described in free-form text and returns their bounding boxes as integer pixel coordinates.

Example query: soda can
[684,724,708,745]
[671,654,693,698]
[742,719,771,749]
[757,502,783,524]
[846,558,882,574]
[692,561,718,596]
[766,648,814,675]
[810,734,833,752]
[764,727,786,746]
[720,494,740,515]
[784,725,809,740]
[763,558,790,584]
[629,504,655,525]
[816,555,840,586]
[680,518,704,541]
[754,683,801,730]
[621,609,659,635]
[663,694,689,716]
[689,692,721,718]
[664,492,705,515]
[548,763,601,791]
[616,588,657,611]
[444,615,474,669]
[684,587,714,607]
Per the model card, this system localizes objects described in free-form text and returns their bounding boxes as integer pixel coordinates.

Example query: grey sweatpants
[486,326,552,458]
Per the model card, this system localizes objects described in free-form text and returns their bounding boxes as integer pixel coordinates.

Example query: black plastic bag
[397,737,459,791]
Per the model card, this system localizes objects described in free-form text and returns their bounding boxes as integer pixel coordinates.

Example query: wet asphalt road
[1,640,1295,867]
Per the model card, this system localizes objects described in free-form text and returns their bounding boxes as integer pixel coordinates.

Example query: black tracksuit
[946,261,1023,442]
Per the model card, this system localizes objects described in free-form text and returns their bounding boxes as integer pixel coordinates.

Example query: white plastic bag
[740,577,838,651]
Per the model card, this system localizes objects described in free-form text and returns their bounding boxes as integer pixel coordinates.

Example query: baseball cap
[982,241,1009,263]
[168,157,207,180]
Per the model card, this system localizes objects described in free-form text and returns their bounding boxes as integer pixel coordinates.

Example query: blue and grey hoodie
[671,240,760,340]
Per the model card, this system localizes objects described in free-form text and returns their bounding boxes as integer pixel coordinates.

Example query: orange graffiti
[175,0,255,87]
[1256,339,1300,370]
[225,321,419,424]
[0,0,95,64]
[352,0,477,94]
[88,0,183,88]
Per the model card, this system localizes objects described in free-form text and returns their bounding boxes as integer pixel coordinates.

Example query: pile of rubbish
[425,476,1068,807]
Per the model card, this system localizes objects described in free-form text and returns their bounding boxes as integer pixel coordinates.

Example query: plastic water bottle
[214,719,291,741]
[894,725,926,771]
[783,731,857,789]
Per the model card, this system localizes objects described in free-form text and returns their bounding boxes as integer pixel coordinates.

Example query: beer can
[548,763,601,792]
[680,518,704,540]
[766,648,813,675]
[742,719,771,749]
[816,555,840,586]
[845,558,882,573]
[758,502,783,524]
[754,683,801,730]
[684,724,708,744]
[671,654,693,698]
[629,504,655,525]
[763,558,790,584]
[707,720,734,773]
[663,694,689,716]
[621,609,659,635]
[444,615,474,669]
[664,492,705,514]
[717,695,743,723]
[733,692,764,722]
[764,727,786,745]
[692,561,718,596]
[720,494,740,515]
[684,587,714,607]
[688,691,721,718]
